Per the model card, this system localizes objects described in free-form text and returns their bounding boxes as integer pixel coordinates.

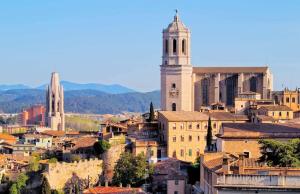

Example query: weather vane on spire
[174,9,179,21]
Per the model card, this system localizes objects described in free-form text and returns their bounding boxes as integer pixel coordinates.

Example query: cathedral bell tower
[160,11,193,111]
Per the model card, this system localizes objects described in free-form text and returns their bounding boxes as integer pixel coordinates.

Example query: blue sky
[0,1,299,92]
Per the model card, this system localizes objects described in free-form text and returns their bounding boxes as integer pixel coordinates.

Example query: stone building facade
[161,13,273,111]
[46,72,65,131]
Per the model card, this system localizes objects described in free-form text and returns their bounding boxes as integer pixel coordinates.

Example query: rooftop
[218,123,300,139]
[193,66,269,74]
[159,111,209,121]
[259,105,293,112]
[83,186,144,194]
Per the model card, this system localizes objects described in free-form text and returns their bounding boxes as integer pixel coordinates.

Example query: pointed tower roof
[164,10,189,33]
[50,72,61,93]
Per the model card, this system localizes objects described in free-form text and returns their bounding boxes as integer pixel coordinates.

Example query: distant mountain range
[0,81,136,94]
[0,89,160,114]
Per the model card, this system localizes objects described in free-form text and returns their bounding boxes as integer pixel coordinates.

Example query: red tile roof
[83,186,143,194]
[41,130,65,137]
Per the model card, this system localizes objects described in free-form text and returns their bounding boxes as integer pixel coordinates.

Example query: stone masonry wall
[44,158,103,190]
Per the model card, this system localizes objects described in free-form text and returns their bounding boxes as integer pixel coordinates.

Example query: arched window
[172,83,176,89]
[172,103,176,111]
[182,39,186,54]
[173,39,177,54]
[165,39,168,54]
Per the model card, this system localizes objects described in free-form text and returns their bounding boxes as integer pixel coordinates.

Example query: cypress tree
[149,102,155,122]
[206,117,213,151]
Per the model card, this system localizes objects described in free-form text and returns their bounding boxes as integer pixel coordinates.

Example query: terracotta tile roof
[204,112,249,121]
[71,137,97,150]
[83,186,144,194]
[259,105,293,112]
[41,130,65,137]
[218,123,300,139]
[154,158,186,180]
[193,66,269,74]
[0,133,17,144]
[159,111,209,121]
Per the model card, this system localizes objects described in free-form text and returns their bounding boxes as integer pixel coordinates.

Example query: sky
[0,1,300,92]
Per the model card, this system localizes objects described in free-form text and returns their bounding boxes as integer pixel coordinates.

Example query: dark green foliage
[93,140,111,155]
[112,152,148,187]
[41,176,51,194]
[9,173,29,194]
[187,157,200,184]
[206,117,213,151]
[149,102,155,122]
[259,139,300,167]
[0,89,160,114]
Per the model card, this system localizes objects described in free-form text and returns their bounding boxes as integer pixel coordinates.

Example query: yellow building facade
[158,111,248,163]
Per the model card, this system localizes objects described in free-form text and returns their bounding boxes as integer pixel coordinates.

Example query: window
[244,152,250,158]
[165,39,168,54]
[196,124,200,129]
[189,149,192,156]
[286,97,290,103]
[172,123,176,130]
[180,123,184,129]
[180,149,184,157]
[292,97,296,103]
[181,136,184,142]
[174,191,178,194]
[173,151,176,158]
[196,149,200,157]
[173,136,177,142]
[213,123,217,129]
[173,39,177,53]
[150,150,154,156]
[175,180,179,185]
[172,83,176,89]
[197,136,200,141]
[172,103,176,111]
[182,39,186,54]
[279,112,282,117]
[287,112,290,117]
[189,135,192,142]
[188,123,192,129]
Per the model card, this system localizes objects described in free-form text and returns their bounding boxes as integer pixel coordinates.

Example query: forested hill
[0,89,160,114]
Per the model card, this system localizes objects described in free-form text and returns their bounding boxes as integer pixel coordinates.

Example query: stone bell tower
[160,11,193,111]
[46,72,65,131]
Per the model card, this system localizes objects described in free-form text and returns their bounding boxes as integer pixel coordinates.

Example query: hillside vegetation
[0,89,160,114]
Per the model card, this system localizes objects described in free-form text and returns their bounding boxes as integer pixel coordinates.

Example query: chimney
[105,180,108,187]
[238,153,245,174]
[127,184,131,188]
[222,155,230,174]
[119,183,122,188]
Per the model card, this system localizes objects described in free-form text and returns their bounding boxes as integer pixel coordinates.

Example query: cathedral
[161,13,273,111]
[46,72,65,131]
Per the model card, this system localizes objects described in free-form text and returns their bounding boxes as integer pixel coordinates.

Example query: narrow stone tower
[160,11,193,111]
[46,72,65,131]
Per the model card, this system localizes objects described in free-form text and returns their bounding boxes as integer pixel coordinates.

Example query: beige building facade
[158,111,248,162]
[161,13,273,112]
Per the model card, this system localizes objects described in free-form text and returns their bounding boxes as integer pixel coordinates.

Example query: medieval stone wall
[44,158,103,190]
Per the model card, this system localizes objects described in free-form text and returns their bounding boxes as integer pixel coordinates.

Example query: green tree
[93,140,111,155]
[259,139,300,167]
[9,183,18,194]
[28,156,40,172]
[112,152,147,187]
[206,117,213,151]
[41,176,51,194]
[9,173,29,194]
[149,102,155,122]
[74,183,80,194]
[187,157,200,184]
[48,158,58,163]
